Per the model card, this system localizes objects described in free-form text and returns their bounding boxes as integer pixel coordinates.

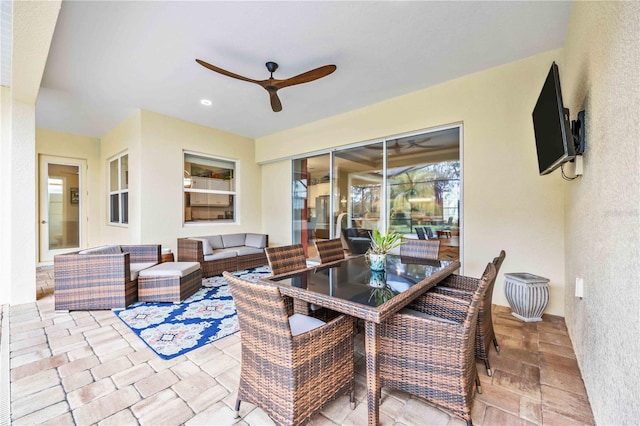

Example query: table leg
[364,321,380,426]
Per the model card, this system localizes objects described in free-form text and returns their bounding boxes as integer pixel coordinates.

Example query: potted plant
[366,230,403,271]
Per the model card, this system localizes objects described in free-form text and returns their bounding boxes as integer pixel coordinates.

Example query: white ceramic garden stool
[503,272,550,322]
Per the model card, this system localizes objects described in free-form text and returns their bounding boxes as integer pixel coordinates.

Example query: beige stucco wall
[260,161,292,247]
[100,110,142,245]
[1,0,60,304]
[138,110,261,253]
[38,108,261,257]
[257,50,568,316]
[562,2,640,423]
[36,129,101,251]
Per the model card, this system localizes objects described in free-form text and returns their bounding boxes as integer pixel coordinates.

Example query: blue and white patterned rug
[115,266,272,360]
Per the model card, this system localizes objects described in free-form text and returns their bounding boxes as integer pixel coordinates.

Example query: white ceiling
[36,1,571,139]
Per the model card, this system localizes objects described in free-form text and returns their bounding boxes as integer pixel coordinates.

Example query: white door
[39,155,88,263]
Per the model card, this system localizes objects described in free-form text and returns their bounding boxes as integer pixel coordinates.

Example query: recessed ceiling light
[200,99,212,106]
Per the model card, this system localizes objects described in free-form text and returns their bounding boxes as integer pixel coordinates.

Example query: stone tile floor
[1,266,595,425]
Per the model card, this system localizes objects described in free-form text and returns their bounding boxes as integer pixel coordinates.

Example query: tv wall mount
[571,110,586,155]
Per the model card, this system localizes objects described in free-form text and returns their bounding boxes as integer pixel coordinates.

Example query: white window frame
[183,151,238,225]
[108,152,128,226]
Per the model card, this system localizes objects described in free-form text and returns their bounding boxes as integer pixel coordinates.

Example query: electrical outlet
[575,277,584,298]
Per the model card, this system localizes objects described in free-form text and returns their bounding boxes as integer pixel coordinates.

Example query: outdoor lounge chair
[54,244,161,310]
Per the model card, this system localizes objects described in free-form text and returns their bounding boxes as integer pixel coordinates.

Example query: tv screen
[532,62,575,175]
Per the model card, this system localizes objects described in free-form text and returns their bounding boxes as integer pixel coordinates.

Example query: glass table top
[270,255,454,308]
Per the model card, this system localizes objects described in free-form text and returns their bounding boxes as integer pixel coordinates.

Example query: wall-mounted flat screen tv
[532,62,575,175]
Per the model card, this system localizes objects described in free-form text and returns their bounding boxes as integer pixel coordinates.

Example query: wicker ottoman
[138,262,202,303]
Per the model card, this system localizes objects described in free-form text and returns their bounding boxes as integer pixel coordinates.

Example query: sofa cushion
[235,246,265,256]
[130,262,157,281]
[245,233,267,249]
[189,238,214,256]
[208,235,224,250]
[204,248,237,261]
[222,233,247,248]
[78,245,122,255]
[138,261,201,278]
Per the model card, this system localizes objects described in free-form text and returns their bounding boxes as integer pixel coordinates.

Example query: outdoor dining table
[263,254,461,426]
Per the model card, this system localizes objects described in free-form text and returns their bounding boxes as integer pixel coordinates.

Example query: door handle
[41,220,47,224]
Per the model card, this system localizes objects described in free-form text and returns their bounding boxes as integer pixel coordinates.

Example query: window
[108,153,128,225]
[184,152,236,223]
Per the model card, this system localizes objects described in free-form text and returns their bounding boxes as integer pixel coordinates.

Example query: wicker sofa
[177,233,268,277]
[54,244,161,311]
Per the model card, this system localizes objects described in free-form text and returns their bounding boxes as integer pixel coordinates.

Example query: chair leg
[475,371,482,395]
[350,390,356,410]
[493,337,500,353]
[484,358,492,377]
[234,399,241,418]
[466,420,473,426]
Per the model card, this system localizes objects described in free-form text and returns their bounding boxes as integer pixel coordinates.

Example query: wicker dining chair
[415,227,427,240]
[224,272,355,426]
[314,239,346,264]
[379,263,496,426]
[264,244,308,276]
[399,238,441,259]
[265,243,324,317]
[431,250,506,376]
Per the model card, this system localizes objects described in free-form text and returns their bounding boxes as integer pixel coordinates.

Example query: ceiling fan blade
[269,90,282,112]
[274,65,336,89]
[195,59,260,84]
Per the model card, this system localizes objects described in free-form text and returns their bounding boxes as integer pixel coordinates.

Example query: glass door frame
[38,155,88,264]
[291,123,463,266]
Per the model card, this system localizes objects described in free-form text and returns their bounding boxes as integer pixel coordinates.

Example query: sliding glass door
[385,128,460,237]
[292,125,461,259]
[292,154,330,256]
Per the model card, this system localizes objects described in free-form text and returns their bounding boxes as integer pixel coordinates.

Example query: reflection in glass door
[291,125,461,261]
[293,154,330,257]
[39,156,87,263]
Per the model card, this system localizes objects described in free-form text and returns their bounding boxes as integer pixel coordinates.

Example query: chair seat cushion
[288,313,326,336]
[138,261,201,278]
[399,307,458,325]
[306,259,321,267]
[130,262,158,281]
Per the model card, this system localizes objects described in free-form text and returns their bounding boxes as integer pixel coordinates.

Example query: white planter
[366,253,387,271]
[503,273,550,322]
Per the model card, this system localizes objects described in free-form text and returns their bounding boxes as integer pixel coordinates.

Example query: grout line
[0,304,11,426]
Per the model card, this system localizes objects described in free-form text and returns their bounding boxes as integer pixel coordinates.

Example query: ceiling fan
[195,59,336,112]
